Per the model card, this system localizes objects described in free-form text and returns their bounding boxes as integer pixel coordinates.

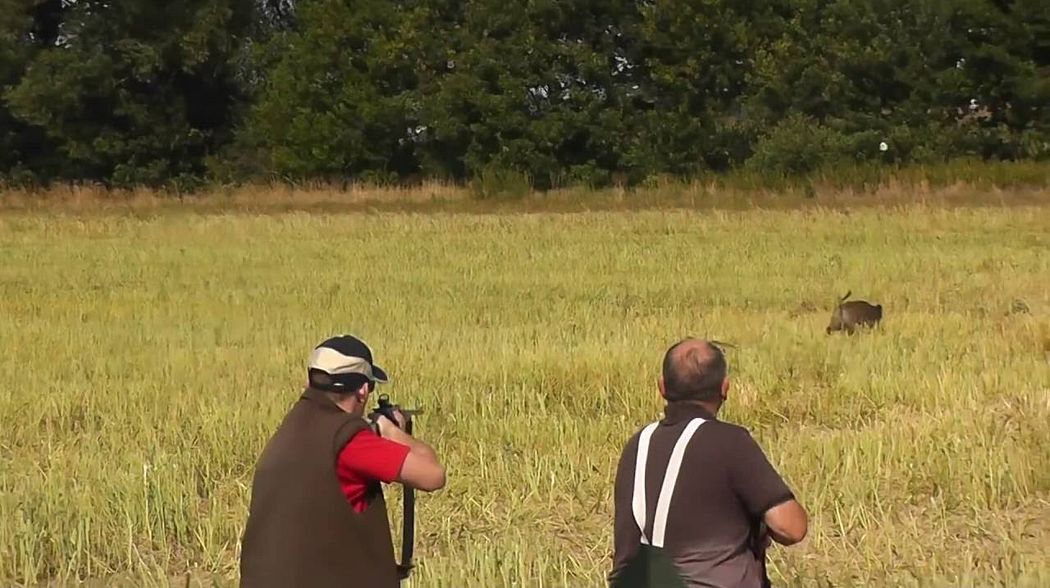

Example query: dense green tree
[229,0,431,183]
[742,0,1050,173]
[0,0,64,183]
[622,0,793,176]
[1,0,1047,188]
[4,0,257,188]
[417,0,649,187]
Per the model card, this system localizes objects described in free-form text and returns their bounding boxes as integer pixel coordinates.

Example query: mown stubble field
[1,191,1048,587]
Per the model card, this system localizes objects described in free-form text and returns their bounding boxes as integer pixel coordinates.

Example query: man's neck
[337,397,366,416]
[666,399,722,418]
[698,400,721,416]
[307,387,365,416]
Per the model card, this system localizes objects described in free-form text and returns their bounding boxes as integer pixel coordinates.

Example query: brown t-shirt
[609,403,795,588]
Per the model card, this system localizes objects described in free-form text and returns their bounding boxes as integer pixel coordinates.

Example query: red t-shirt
[336,428,411,513]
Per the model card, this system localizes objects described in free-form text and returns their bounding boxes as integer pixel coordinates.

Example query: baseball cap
[307,335,389,391]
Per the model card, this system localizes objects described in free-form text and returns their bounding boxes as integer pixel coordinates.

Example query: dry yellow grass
[2,162,1048,216]
[0,184,1048,587]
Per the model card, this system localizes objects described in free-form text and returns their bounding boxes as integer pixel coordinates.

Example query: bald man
[608,339,807,588]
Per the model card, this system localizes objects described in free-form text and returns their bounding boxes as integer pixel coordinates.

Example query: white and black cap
[307,334,389,391]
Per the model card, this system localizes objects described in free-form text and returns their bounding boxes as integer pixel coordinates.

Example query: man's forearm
[767,527,801,546]
[381,424,438,459]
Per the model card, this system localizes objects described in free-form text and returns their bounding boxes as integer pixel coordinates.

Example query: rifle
[370,394,423,582]
[753,520,772,588]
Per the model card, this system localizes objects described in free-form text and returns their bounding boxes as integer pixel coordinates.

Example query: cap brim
[371,365,389,383]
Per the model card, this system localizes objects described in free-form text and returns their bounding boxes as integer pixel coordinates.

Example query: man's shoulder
[699,419,766,451]
[333,414,372,448]
[341,427,410,459]
[616,423,650,460]
[342,426,387,450]
[702,418,752,437]
[620,417,751,440]
[623,418,662,444]
[617,417,758,454]
[337,426,411,484]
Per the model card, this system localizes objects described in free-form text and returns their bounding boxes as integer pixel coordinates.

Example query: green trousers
[610,545,689,588]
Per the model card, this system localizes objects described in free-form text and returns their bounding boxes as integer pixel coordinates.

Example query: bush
[468,166,532,200]
[745,114,852,177]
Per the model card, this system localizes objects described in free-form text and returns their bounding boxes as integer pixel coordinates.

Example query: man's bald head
[661,338,728,402]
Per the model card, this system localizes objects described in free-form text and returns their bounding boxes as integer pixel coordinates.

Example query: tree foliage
[1,0,1047,188]
[2,0,256,188]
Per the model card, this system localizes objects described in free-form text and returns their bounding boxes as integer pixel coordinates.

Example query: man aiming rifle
[240,335,446,588]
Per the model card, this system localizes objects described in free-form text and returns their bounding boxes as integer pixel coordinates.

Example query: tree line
[1,0,1047,191]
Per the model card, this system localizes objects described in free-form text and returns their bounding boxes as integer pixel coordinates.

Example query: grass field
[1,185,1048,587]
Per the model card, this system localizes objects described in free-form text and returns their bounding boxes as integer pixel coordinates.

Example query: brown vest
[240,388,399,588]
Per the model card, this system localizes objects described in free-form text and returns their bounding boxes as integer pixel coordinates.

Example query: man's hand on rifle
[376,408,407,436]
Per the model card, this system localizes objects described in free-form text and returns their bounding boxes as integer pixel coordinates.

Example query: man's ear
[356,383,371,404]
[658,376,668,400]
[720,377,730,402]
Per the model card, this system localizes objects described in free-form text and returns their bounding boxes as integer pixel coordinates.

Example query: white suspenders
[631,418,707,548]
